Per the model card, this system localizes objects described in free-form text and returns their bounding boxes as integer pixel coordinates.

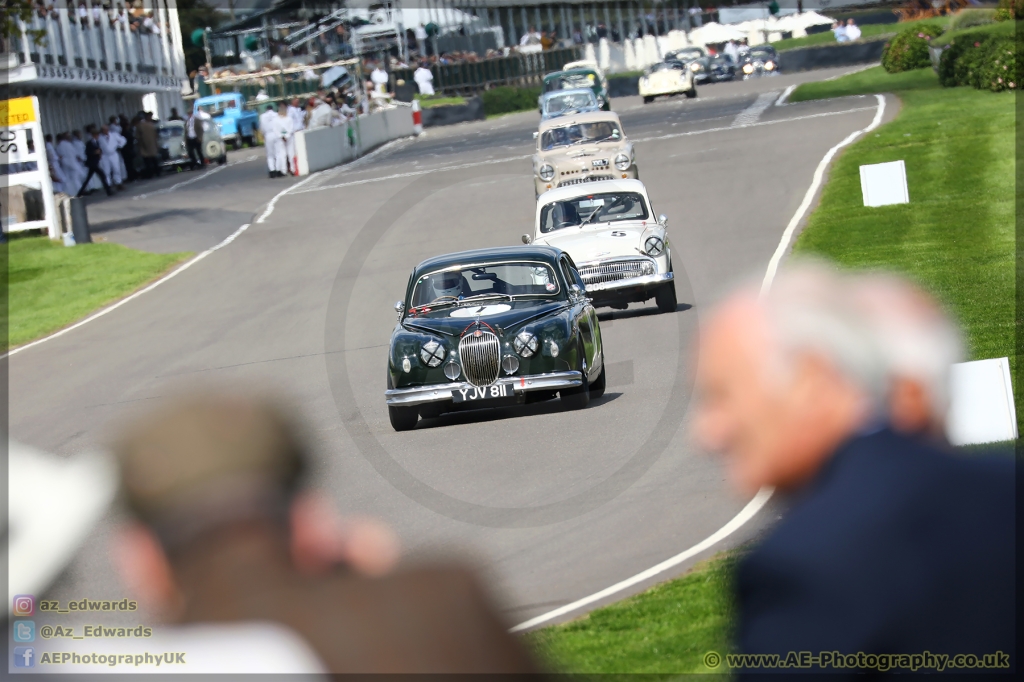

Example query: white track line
[510,488,775,633]
[510,93,888,635]
[775,84,796,107]
[2,223,251,359]
[131,165,226,200]
[732,91,780,127]
[255,170,326,223]
[824,62,880,81]
[761,94,886,295]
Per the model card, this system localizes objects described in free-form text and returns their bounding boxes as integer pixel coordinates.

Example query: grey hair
[848,272,964,415]
[760,261,891,411]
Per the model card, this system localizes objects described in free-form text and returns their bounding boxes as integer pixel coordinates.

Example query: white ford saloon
[523,179,677,313]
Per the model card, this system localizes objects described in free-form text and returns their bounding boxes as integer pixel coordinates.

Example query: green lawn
[772,17,949,51]
[789,67,1016,425]
[2,236,191,350]
[413,94,467,108]
[527,553,737,675]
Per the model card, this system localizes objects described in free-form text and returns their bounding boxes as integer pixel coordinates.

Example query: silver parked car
[157,119,227,170]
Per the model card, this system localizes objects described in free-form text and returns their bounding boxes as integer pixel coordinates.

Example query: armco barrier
[421,97,486,127]
[778,39,888,72]
[294,104,415,176]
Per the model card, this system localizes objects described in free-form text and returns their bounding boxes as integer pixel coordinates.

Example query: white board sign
[1,96,58,238]
[859,160,909,208]
[946,357,1018,446]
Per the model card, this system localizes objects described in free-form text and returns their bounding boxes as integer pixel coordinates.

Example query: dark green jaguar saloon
[385,246,606,431]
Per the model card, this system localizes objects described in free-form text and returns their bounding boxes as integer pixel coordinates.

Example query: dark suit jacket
[84,138,103,169]
[737,428,1014,678]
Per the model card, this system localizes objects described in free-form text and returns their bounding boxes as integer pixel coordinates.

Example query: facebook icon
[13,646,35,668]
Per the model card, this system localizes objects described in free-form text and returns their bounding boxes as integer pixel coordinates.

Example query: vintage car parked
[525,179,677,313]
[739,45,780,78]
[539,88,601,121]
[157,119,227,170]
[194,93,260,149]
[541,67,611,111]
[639,61,697,103]
[385,246,606,431]
[532,111,637,198]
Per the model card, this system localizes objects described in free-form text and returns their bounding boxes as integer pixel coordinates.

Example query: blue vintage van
[193,93,259,149]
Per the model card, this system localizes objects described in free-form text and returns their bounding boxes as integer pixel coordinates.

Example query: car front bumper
[587,272,674,305]
[385,370,583,406]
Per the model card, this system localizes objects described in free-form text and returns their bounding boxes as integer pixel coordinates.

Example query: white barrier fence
[293,104,415,177]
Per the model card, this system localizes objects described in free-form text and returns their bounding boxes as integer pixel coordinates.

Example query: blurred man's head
[694,264,886,494]
[112,393,398,620]
[850,273,962,438]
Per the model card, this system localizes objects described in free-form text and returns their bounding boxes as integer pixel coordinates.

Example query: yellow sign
[0,97,37,127]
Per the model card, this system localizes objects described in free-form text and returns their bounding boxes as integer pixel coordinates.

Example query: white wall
[293,105,415,176]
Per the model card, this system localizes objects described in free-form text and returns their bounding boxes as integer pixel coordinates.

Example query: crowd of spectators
[33,0,164,34]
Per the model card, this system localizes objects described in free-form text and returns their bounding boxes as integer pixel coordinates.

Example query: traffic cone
[412,100,423,136]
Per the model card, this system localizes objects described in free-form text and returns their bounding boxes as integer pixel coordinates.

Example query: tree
[177,0,223,73]
[2,0,45,53]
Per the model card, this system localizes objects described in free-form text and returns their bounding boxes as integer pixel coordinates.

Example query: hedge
[881,23,945,73]
[480,86,541,116]
[940,35,1020,91]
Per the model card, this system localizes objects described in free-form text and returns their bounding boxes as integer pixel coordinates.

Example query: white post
[45,13,60,65]
[114,14,127,70]
[167,4,186,78]
[157,2,172,75]
[85,0,101,66]
[58,7,76,68]
[18,18,32,65]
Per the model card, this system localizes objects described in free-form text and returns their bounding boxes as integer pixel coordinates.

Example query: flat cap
[113,393,305,524]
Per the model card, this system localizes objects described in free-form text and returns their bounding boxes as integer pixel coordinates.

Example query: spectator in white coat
[57,132,85,194]
[275,101,295,175]
[413,62,435,96]
[307,98,334,129]
[287,98,306,132]
[845,18,862,41]
[370,63,389,94]
[44,134,68,194]
[99,124,127,190]
[259,104,282,178]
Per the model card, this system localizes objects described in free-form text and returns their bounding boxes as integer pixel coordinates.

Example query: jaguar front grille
[458,330,501,387]
[578,258,656,287]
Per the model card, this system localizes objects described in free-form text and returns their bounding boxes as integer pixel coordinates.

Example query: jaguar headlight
[614,153,631,171]
[538,164,555,182]
[690,62,701,72]
[548,340,559,358]
[645,235,665,257]
[420,340,445,368]
[765,60,775,70]
[513,331,539,358]
[743,63,754,74]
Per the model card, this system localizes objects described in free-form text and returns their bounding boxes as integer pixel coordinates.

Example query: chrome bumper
[586,271,673,294]
[385,371,583,406]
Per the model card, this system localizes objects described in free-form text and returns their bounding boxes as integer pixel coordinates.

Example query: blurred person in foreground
[111,393,540,674]
[694,263,1014,676]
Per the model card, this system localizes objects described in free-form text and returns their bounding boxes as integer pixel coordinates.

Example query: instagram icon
[12,595,35,617]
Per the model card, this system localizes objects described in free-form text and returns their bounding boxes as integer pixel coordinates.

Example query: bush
[993,0,1022,21]
[940,34,1020,91]
[480,86,542,116]
[948,8,997,31]
[881,23,945,73]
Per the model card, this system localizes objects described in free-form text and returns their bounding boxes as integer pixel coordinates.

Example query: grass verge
[789,67,1016,425]
[527,553,737,675]
[2,236,191,350]
[413,94,467,108]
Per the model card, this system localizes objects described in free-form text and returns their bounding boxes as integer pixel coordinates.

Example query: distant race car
[526,179,677,313]
[541,67,611,111]
[539,88,601,121]
[533,110,637,197]
[639,61,697,103]
[384,246,606,430]
[666,46,714,84]
[708,53,738,82]
[739,45,781,78]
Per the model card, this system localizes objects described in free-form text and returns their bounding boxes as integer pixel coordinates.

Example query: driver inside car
[429,271,467,301]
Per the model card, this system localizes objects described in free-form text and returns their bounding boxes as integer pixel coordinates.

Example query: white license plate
[592,159,609,167]
[452,383,513,403]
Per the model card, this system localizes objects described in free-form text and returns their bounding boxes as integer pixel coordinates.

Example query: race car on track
[539,88,601,121]
[385,246,606,431]
[524,179,677,313]
[739,45,781,78]
[639,60,697,103]
[532,110,637,198]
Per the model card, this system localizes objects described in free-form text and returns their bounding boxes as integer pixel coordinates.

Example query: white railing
[11,5,183,79]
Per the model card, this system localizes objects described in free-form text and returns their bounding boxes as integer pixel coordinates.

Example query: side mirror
[521,234,533,244]
[532,131,539,140]
[570,284,583,298]
[658,214,668,227]
[394,300,405,314]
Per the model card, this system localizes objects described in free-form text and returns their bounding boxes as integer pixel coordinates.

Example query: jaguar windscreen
[541,122,621,150]
[411,263,561,306]
[540,192,649,233]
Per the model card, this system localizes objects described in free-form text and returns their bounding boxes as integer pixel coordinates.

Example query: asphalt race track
[10,65,895,629]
